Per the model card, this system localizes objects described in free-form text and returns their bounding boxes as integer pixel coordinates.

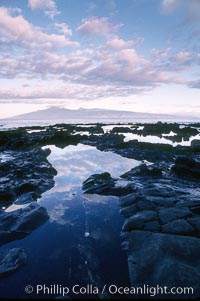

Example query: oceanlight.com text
[25,283,194,297]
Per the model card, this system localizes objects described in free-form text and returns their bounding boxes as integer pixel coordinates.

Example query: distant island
[5,107,190,121]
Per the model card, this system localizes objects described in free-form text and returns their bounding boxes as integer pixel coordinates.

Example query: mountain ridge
[4,107,191,120]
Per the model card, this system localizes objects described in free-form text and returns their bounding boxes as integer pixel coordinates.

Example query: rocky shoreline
[0,122,200,298]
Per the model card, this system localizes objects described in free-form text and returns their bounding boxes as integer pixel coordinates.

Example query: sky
[0,0,200,118]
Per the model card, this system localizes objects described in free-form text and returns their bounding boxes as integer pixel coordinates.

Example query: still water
[0,144,139,299]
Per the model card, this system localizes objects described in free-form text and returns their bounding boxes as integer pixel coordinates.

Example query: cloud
[0,8,193,101]
[54,23,72,36]
[76,16,123,37]
[0,7,78,49]
[0,83,147,103]
[162,0,200,17]
[172,51,191,63]
[28,0,59,19]
[161,0,181,12]
[106,36,134,50]
[188,79,200,89]
[0,42,186,94]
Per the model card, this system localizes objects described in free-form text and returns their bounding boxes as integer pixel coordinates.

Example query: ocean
[0,117,199,130]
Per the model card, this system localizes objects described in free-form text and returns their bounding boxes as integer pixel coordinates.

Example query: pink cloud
[54,23,72,36]
[106,36,134,50]
[117,49,140,65]
[151,48,171,60]
[76,16,123,37]
[172,51,190,62]
[0,83,146,103]
[106,36,144,50]
[0,7,78,48]
[28,0,59,19]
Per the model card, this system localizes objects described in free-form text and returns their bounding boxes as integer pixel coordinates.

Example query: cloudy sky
[0,0,200,118]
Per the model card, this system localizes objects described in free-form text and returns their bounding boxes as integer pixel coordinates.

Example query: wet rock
[162,219,194,236]
[120,204,137,218]
[143,184,177,198]
[171,156,200,179]
[82,173,135,196]
[121,163,162,179]
[127,230,200,299]
[187,217,200,233]
[158,208,192,225]
[14,192,35,205]
[17,179,42,194]
[119,193,138,207]
[12,203,49,234]
[136,200,156,211]
[0,202,49,245]
[143,221,160,232]
[0,188,15,203]
[123,216,144,231]
[190,206,200,214]
[0,248,26,277]
[0,147,56,207]
[191,139,200,151]
[82,172,115,194]
[122,210,157,231]
[145,196,177,207]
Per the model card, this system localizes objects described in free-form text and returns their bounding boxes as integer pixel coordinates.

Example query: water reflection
[123,132,200,146]
[44,144,139,195]
[0,143,138,299]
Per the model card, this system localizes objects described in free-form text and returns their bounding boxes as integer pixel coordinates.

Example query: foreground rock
[0,248,26,277]
[0,147,56,206]
[171,156,200,179]
[128,231,200,299]
[0,202,49,246]
[82,172,135,196]
[121,163,163,179]
[82,153,200,299]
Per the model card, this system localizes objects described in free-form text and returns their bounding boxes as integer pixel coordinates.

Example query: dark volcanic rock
[162,219,194,236]
[14,192,35,205]
[0,248,26,277]
[119,193,138,207]
[158,208,192,224]
[191,139,200,151]
[187,217,200,232]
[12,203,49,234]
[0,203,49,246]
[121,163,162,179]
[122,211,157,231]
[128,230,200,299]
[82,172,135,196]
[0,147,56,206]
[120,204,137,218]
[171,156,200,179]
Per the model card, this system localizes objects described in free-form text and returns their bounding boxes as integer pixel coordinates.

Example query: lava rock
[121,163,162,179]
[171,156,200,179]
[158,208,192,225]
[0,248,26,277]
[187,217,200,233]
[120,204,137,218]
[12,203,49,234]
[143,221,160,232]
[122,210,157,231]
[127,230,200,299]
[119,193,138,207]
[191,139,200,151]
[82,172,135,196]
[0,202,49,246]
[162,219,194,236]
